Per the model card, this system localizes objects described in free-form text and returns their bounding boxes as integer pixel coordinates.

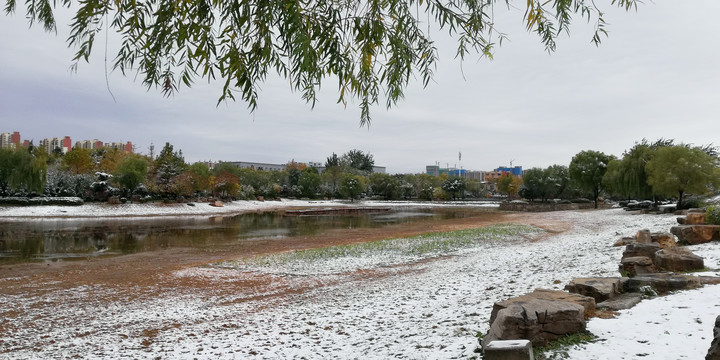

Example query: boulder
[689,208,707,213]
[687,212,707,225]
[564,277,627,303]
[650,232,677,248]
[619,256,656,277]
[483,299,586,348]
[622,243,661,261]
[490,289,596,325]
[654,247,704,272]
[596,293,643,311]
[626,273,702,294]
[635,229,652,244]
[677,216,687,225]
[707,315,720,360]
[670,225,720,245]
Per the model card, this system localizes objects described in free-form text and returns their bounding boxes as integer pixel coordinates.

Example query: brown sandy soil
[0,209,571,312]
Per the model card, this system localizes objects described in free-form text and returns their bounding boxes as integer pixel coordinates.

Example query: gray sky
[1,1,719,174]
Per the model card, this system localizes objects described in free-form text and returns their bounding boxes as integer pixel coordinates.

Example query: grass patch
[218,223,541,273]
[534,331,598,360]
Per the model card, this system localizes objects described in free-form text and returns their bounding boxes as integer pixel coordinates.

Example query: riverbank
[0,199,500,218]
[1,208,719,359]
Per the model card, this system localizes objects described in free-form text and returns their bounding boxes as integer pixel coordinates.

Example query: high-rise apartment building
[0,131,20,149]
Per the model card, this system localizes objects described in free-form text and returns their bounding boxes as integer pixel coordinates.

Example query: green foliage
[298,167,321,198]
[497,173,521,198]
[0,147,47,195]
[441,177,466,200]
[230,223,541,271]
[523,165,570,201]
[645,145,720,207]
[114,154,149,194]
[465,179,486,198]
[339,174,365,202]
[569,150,614,208]
[4,0,639,125]
[152,142,187,197]
[369,173,400,200]
[187,162,211,177]
[706,205,720,225]
[341,149,375,174]
[61,148,93,174]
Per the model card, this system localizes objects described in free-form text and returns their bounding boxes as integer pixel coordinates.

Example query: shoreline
[0,199,501,219]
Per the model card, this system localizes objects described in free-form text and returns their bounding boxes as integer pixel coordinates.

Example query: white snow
[0,199,500,218]
[1,207,720,359]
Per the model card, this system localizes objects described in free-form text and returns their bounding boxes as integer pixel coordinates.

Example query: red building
[62,136,72,153]
[124,141,133,153]
[11,132,20,146]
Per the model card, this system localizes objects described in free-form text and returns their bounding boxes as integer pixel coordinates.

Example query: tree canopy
[569,149,613,208]
[645,145,720,208]
[5,0,638,125]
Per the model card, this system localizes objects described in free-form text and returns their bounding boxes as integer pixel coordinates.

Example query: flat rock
[671,225,720,245]
[596,293,643,311]
[620,256,656,277]
[483,299,586,348]
[650,232,677,248]
[626,273,702,294]
[654,247,704,272]
[564,277,627,303]
[490,289,596,325]
[622,243,661,260]
[686,212,707,225]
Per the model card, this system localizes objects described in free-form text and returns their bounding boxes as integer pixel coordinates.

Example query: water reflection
[0,207,485,263]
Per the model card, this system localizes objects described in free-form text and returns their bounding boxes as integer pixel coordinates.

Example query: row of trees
[517,140,720,208]
[0,145,490,202]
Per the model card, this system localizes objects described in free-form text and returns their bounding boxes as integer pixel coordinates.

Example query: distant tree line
[0,145,488,202]
[515,139,720,209]
[5,138,716,207]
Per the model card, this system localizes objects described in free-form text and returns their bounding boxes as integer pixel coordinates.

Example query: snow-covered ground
[1,207,719,359]
[0,199,500,218]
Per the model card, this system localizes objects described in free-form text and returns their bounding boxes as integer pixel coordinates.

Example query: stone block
[650,232,677,248]
[596,293,643,311]
[622,243,661,261]
[564,277,626,303]
[484,340,534,360]
[670,225,720,245]
[619,256,656,277]
[654,247,704,272]
[635,229,652,244]
[686,212,707,225]
[626,274,702,294]
[490,289,595,325]
[483,299,585,348]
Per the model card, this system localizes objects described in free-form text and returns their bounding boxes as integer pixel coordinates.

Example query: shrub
[707,205,720,225]
[678,196,704,210]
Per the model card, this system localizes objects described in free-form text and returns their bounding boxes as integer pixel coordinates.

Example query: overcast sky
[1,1,719,174]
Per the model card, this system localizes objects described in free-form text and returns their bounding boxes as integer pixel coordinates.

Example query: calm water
[0,208,487,263]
